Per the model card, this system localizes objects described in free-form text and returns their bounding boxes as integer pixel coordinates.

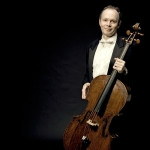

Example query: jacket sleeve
[82,45,90,85]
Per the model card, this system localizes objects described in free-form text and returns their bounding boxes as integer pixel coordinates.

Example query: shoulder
[116,35,126,47]
[87,39,99,50]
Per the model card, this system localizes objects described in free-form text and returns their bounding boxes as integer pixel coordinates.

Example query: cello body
[63,75,128,150]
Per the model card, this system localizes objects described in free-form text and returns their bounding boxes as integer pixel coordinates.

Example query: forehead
[101,8,119,20]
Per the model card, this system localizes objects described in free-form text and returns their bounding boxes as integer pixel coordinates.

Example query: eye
[102,18,108,22]
[111,20,117,24]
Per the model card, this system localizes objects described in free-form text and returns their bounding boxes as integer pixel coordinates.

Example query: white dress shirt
[93,33,117,78]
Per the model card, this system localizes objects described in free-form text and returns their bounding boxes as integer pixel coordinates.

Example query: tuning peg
[137,32,144,36]
[122,37,126,41]
[121,38,128,43]
[134,39,140,44]
[126,30,131,35]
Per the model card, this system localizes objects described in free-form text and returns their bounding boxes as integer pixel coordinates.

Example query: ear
[118,20,122,28]
[99,19,101,27]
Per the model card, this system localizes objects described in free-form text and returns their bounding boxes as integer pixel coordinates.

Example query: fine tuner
[122,22,144,44]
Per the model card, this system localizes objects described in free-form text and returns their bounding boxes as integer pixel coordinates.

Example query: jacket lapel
[108,36,126,74]
[88,37,126,78]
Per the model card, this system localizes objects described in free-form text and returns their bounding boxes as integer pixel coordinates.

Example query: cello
[63,23,144,150]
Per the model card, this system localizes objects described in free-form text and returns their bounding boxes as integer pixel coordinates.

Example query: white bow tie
[100,41,114,44]
[100,40,114,48]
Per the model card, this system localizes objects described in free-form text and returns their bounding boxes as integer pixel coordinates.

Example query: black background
[13,0,147,149]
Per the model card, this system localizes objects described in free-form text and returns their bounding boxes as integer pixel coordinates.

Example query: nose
[106,21,111,26]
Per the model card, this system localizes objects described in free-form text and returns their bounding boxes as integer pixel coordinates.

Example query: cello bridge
[86,119,99,127]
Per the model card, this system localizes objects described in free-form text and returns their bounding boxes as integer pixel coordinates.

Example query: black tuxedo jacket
[83,35,134,94]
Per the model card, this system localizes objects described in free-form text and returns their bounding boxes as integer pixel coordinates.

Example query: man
[82,5,132,100]
[81,5,134,149]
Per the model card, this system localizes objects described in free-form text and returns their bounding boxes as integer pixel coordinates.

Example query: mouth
[104,28,111,32]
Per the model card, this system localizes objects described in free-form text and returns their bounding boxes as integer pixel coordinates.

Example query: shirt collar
[100,33,117,44]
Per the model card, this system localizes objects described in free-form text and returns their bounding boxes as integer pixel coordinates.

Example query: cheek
[115,24,120,29]
[112,25,119,31]
[99,22,104,28]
